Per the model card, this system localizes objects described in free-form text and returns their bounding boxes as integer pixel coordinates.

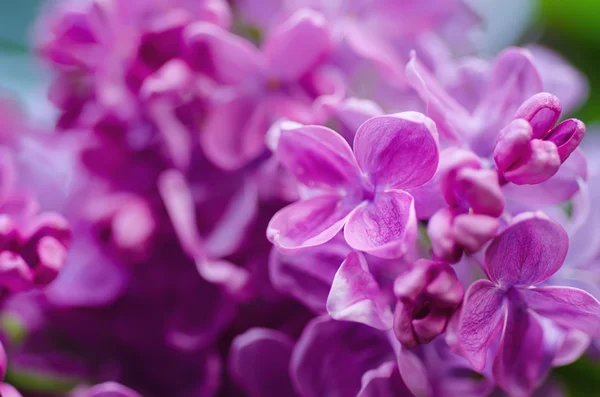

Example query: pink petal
[276,124,361,191]
[521,286,600,337]
[493,295,544,397]
[547,118,586,163]
[396,347,433,397]
[458,280,505,371]
[158,170,249,294]
[485,214,568,287]
[358,362,412,397]
[269,237,349,313]
[502,148,588,210]
[513,93,562,140]
[229,328,298,397]
[353,112,439,190]
[471,47,543,155]
[78,382,142,397]
[291,316,394,397]
[263,9,330,81]
[344,190,417,259]
[201,96,269,171]
[184,22,263,84]
[405,52,470,142]
[268,195,356,252]
[326,251,393,330]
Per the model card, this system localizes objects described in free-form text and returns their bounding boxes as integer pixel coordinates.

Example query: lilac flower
[393,259,463,348]
[458,213,600,396]
[268,112,439,258]
[495,93,585,185]
[185,9,336,170]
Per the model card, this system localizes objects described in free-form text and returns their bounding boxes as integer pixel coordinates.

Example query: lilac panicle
[267,112,439,259]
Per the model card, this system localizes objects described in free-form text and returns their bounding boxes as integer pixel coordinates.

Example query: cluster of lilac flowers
[0,0,598,396]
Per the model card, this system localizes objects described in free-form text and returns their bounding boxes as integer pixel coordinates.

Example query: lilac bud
[494,119,532,174]
[546,118,586,163]
[513,92,562,139]
[441,149,504,217]
[495,93,586,185]
[428,208,499,263]
[428,208,462,263]
[393,260,463,348]
[502,139,561,185]
[451,213,499,254]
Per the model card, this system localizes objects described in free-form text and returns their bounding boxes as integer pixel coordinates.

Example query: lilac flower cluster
[0,0,597,396]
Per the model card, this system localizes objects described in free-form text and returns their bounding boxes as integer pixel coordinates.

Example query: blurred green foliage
[540,0,600,125]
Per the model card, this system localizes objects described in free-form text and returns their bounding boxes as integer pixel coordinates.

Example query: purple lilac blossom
[0,0,596,396]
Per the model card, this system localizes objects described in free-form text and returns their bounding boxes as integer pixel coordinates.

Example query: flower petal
[353,112,439,190]
[485,213,569,287]
[358,361,412,397]
[276,124,361,191]
[405,52,470,142]
[184,22,263,84]
[78,382,142,397]
[471,47,543,155]
[493,294,544,397]
[263,9,330,81]
[458,280,505,371]
[201,95,269,171]
[327,251,393,330]
[521,286,600,337]
[229,328,298,397]
[268,195,356,252]
[513,93,562,140]
[269,237,350,313]
[502,148,587,210]
[291,316,394,397]
[344,190,417,259]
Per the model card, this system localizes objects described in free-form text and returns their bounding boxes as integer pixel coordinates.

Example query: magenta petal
[184,22,263,84]
[477,48,543,124]
[485,214,568,287]
[546,118,586,163]
[358,361,412,397]
[459,280,505,371]
[276,124,361,191]
[291,316,393,397]
[405,52,469,142]
[78,382,142,397]
[493,295,544,397]
[353,112,439,190]
[229,328,298,397]
[494,119,533,174]
[268,195,356,252]
[344,190,417,259]
[502,148,588,209]
[326,251,393,330]
[263,9,330,81]
[514,93,562,140]
[396,347,433,397]
[521,286,600,336]
[201,96,269,171]
[270,237,349,313]
[158,170,249,294]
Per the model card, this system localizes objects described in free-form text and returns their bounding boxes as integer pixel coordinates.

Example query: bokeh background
[0,0,599,395]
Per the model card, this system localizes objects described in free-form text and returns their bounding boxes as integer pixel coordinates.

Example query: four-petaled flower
[267,112,439,259]
[459,212,600,397]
